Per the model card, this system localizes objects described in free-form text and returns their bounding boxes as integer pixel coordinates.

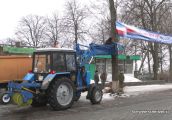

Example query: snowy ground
[105,84,172,99]
[91,73,142,84]
[81,83,172,101]
[107,74,142,82]
[1,88,172,120]
[124,84,172,95]
[88,74,171,101]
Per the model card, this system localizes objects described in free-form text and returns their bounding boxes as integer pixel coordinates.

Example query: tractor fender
[41,72,70,90]
[23,73,35,81]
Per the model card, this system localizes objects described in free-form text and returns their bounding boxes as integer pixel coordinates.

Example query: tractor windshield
[33,53,50,73]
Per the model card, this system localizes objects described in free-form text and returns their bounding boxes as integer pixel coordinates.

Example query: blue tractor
[4,43,120,110]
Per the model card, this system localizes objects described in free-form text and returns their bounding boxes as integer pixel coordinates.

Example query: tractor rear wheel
[48,78,75,110]
[90,86,103,104]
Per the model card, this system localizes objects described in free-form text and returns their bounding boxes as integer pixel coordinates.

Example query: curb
[105,80,171,87]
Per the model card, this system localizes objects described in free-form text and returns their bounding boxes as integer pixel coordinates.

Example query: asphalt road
[1,90,172,120]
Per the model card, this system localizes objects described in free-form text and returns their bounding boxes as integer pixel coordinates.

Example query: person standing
[94,70,99,86]
[100,71,107,89]
[81,66,87,86]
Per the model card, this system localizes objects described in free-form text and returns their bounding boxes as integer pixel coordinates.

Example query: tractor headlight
[38,76,44,81]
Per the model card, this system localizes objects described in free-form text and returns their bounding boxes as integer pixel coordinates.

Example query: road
[0,89,172,120]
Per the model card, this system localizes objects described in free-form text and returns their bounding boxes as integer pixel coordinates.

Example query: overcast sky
[0,0,68,41]
[0,0,106,42]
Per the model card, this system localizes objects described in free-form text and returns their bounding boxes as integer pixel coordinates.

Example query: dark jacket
[94,72,99,85]
[100,72,107,82]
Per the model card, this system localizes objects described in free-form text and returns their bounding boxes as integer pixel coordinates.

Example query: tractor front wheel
[90,86,103,104]
[0,93,11,104]
[48,78,75,110]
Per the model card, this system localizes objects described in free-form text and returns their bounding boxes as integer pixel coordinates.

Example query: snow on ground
[80,84,172,101]
[106,74,142,82]
[103,84,172,100]
[84,73,172,100]
[80,92,115,101]
[124,84,172,95]
[90,74,142,83]
[80,91,131,101]
[124,74,142,82]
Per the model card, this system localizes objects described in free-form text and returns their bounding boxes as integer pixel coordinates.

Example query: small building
[94,55,141,74]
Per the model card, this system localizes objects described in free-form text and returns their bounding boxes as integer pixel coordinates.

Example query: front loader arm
[76,43,122,66]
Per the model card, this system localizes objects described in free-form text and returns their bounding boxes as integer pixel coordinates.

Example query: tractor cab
[32,48,77,82]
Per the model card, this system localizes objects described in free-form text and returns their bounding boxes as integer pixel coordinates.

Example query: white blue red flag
[116,22,172,44]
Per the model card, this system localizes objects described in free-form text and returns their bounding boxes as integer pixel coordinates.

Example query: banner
[116,22,172,44]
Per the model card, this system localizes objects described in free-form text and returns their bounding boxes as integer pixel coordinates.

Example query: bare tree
[121,0,170,80]
[88,0,115,44]
[5,38,16,46]
[15,15,47,47]
[160,2,172,80]
[63,0,89,47]
[45,13,63,47]
[89,19,110,44]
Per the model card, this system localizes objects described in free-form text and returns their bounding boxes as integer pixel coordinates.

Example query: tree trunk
[147,51,151,76]
[138,51,148,73]
[109,0,119,93]
[74,23,78,46]
[169,45,172,81]
[152,43,159,80]
[160,45,163,75]
[134,42,137,71]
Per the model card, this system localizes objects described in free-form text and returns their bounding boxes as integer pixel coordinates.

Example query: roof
[95,55,141,60]
[3,46,35,54]
[36,48,75,52]
[2,46,75,54]
[95,55,126,60]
